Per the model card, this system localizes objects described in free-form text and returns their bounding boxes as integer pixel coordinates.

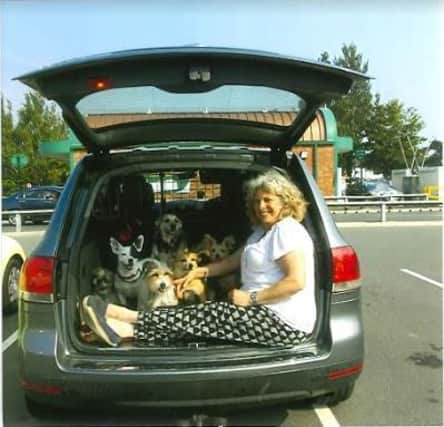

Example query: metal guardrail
[325,193,429,202]
[2,197,443,232]
[327,200,443,222]
[2,209,54,232]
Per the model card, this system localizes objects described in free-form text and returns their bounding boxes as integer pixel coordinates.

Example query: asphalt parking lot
[2,219,442,426]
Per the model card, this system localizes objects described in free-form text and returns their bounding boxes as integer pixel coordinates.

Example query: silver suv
[17,47,365,414]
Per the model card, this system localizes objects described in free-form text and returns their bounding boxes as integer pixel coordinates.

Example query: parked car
[346,179,402,199]
[2,186,64,225]
[1,235,26,313]
[16,47,366,415]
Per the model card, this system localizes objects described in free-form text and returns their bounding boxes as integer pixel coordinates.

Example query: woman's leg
[83,296,309,347]
[105,303,138,323]
[134,301,309,347]
[107,318,135,339]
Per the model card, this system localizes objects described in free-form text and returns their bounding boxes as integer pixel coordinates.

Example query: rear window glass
[77,85,305,129]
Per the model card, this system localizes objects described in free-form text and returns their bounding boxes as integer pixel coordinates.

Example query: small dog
[110,233,150,307]
[207,235,237,262]
[173,249,213,304]
[90,266,120,304]
[152,213,188,268]
[196,234,239,299]
[137,261,178,311]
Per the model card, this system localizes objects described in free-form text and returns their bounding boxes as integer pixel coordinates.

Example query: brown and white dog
[173,249,213,304]
[152,213,188,269]
[137,260,178,311]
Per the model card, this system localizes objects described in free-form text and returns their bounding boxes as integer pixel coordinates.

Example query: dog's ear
[142,258,162,274]
[222,235,236,252]
[202,233,216,248]
[109,237,121,255]
[197,251,211,266]
[133,235,144,252]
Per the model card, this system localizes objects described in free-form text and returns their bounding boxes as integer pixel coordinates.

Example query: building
[39,107,352,196]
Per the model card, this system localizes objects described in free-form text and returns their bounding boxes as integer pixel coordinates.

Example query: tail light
[331,246,361,292]
[19,256,55,303]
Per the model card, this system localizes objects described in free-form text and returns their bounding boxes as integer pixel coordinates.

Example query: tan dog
[152,214,187,269]
[174,249,214,304]
[193,233,237,261]
[197,234,239,299]
[137,262,178,311]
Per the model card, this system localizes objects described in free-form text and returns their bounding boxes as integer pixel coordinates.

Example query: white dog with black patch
[110,234,149,307]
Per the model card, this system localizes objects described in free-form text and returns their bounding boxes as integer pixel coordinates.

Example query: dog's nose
[127,259,134,267]
[159,281,166,291]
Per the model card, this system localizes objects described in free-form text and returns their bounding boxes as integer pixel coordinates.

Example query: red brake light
[20,256,55,296]
[331,246,361,292]
[87,77,112,91]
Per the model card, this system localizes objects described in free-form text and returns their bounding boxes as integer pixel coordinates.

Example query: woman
[81,169,316,348]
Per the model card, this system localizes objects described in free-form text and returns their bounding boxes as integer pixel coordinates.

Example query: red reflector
[21,380,63,395]
[328,363,363,380]
[332,246,360,283]
[20,256,55,294]
[87,77,112,91]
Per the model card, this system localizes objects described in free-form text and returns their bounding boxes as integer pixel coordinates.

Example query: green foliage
[364,96,425,177]
[1,91,69,195]
[319,43,427,178]
[319,44,373,176]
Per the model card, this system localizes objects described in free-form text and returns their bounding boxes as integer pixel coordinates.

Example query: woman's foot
[82,296,122,347]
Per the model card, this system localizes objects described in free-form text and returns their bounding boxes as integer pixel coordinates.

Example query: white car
[1,235,26,313]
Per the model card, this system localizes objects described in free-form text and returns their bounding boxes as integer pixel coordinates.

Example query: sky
[1,0,443,142]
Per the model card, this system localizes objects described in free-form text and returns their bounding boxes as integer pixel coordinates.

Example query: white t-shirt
[240,217,316,333]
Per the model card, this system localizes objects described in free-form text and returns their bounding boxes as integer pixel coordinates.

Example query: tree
[364,96,425,178]
[319,44,374,176]
[1,96,18,193]
[1,91,69,194]
[320,43,427,180]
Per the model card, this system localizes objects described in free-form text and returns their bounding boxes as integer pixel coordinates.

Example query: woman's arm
[230,250,305,306]
[206,246,243,278]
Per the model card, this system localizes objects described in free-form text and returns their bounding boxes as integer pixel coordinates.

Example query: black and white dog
[152,213,188,269]
[109,233,150,308]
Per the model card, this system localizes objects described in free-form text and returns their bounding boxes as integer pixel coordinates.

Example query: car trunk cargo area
[62,150,330,361]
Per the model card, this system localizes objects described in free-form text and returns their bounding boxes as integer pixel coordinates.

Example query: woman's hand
[174,267,208,299]
[228,289,251,307]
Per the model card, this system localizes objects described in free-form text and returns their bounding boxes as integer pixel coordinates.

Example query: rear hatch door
[15,47,368,154]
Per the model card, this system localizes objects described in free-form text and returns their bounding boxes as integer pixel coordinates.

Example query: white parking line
[2,330,18,352]
[313,404,341,427]
[401,269,443,289]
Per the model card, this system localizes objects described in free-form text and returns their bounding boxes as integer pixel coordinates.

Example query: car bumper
[19,294,364,408]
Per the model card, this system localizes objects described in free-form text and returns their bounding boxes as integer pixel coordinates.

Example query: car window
[77,85,306,130]
[44,191,59,200]
[32,190,46,199]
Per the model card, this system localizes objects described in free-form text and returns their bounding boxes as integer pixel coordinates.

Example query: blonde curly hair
[245,169,308,225]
